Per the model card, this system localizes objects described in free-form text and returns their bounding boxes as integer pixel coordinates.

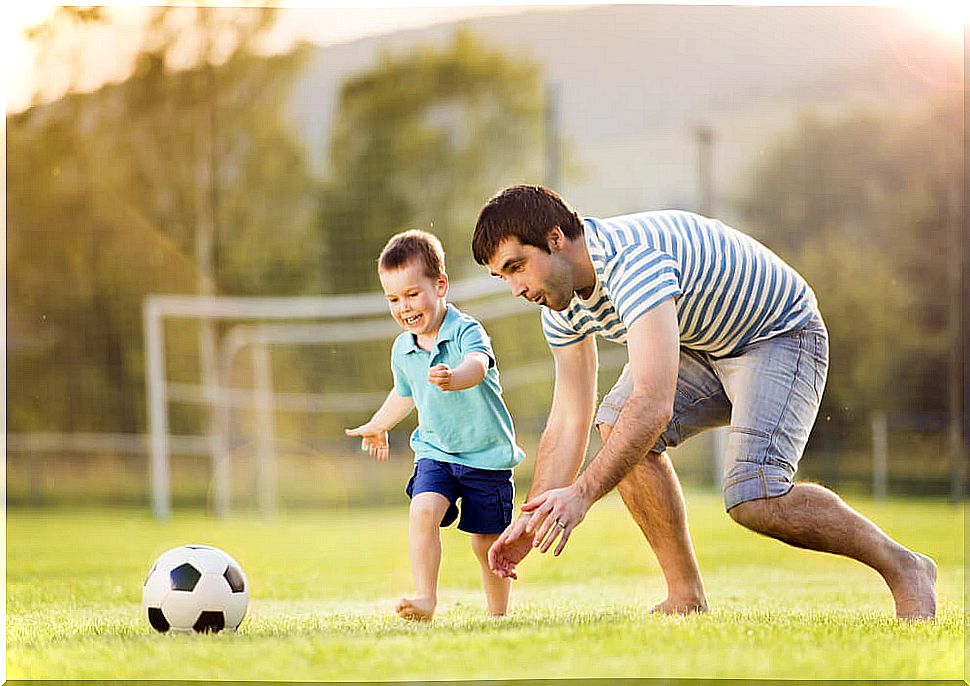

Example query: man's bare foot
[649,595,709,615]
[888,552,937,620]
[395,596,436,622]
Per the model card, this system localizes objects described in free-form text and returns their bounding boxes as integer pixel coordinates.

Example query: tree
[318,29,547,293]
[738,93,961,453]
[7,7,319,436]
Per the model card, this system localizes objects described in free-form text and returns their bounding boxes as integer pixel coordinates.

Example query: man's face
[486,236,574,311]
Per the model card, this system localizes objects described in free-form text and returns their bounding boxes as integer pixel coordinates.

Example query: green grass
[6,491,964,680]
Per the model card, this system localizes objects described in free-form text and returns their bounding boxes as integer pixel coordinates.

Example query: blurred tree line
[738,93,963,482]
[6,6,961,497]
[7,8,547,442]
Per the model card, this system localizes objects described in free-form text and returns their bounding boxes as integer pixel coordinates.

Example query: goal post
[142,276,528,519]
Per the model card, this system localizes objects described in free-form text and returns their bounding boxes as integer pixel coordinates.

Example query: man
[472,184,936,619]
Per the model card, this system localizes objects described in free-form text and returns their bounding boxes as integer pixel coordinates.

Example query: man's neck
[570,235,597,300]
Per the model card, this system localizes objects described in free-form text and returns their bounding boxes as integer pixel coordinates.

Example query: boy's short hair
[472,184,584,265]
[379,229,446,278]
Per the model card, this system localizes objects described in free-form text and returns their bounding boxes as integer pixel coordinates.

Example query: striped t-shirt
[541,211,817,357]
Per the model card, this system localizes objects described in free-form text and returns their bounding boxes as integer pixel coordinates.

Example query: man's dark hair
[472,185,584,265]
[378,229,446,278]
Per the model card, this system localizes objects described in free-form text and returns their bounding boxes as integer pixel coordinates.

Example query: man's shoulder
[594,209,702,235]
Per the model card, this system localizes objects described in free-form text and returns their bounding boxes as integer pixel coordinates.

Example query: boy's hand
[427,364,455,391]
[344,423,389,461]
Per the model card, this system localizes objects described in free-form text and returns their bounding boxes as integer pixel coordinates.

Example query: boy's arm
[427,351,490,391]
[344,389,414,461]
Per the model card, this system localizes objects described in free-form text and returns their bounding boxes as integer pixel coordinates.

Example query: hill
[287,4,959,221]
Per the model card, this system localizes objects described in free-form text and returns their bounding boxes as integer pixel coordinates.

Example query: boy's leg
[453,466,514,616]
[398,491,451,621]
[471,533,511,616]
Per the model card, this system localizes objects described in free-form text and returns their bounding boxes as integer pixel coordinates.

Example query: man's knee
[727,496,771,529]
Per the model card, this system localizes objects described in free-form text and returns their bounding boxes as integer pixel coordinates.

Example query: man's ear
[547,225,564,251]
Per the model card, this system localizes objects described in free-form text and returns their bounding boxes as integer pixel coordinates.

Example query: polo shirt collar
[402,303,460,354]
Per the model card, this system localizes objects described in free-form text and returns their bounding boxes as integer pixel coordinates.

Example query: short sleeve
[541,307,586,348]
[456,320,495,368]
[390,347,412,398]
[605,245,682,328]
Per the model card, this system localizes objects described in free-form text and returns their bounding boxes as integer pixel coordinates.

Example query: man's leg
[602,424,708,614]
[728,484,937,619]
[717,317,936,619]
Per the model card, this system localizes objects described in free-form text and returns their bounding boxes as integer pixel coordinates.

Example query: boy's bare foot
[888,552,937,620]
[395,596,436,622]
[649,594,709,615]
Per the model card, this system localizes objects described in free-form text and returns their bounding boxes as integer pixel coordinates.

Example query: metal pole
[195,62,228,517]
[962,21,970,500]
[694,124,727,487]
[694,125,715,216]
[545,83,561,190]
[945,52,966,502]
[252,342,277,518]
[144,299,171,519]
[871,410,888,501]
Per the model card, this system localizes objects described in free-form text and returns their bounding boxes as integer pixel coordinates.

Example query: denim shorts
[405,458,514,534]
[595,311,829,511]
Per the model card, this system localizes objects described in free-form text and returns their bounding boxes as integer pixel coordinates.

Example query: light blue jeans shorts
[595,311,829,511]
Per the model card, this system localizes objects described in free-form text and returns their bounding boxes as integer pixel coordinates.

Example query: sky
[2,1,966,115]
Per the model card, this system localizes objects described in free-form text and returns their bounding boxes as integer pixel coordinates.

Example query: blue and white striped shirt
[541,211,817,357]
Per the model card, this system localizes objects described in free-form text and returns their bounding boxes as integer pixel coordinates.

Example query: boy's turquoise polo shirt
[391,304,524,470]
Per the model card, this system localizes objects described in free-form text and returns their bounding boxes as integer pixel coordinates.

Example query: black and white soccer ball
[142,544,248,633]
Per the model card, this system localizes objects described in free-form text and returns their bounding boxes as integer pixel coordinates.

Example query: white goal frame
[142,276,540,519]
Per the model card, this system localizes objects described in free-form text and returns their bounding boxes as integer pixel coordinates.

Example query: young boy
[345,229,525,622]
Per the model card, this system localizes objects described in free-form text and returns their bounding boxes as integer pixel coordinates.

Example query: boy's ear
[436,272,449,297]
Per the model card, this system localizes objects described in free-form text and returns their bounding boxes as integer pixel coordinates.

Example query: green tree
[7,7,318,436]
[319,29,547,293]
[738,94,961,450]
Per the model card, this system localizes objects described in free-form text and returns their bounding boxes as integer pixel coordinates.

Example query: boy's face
[379,261,449,337]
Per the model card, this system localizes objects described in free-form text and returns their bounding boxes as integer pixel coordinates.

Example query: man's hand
[344,422,389,461]
[487,514,536,579]
[522,484,594,556]
[427,363,455,391]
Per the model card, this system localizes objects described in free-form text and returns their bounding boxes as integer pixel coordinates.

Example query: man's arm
[528,335,599,497]
[525,298,680,554]
[487,334,598,578]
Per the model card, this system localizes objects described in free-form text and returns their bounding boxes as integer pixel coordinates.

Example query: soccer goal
[143,276,568,519]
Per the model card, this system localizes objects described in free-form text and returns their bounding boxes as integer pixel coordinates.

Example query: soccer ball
[142,544,249,633]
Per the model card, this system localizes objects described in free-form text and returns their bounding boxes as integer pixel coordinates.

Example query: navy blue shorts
[405,458,514,534]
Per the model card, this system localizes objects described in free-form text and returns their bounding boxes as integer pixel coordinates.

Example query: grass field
[6,490,964,681]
